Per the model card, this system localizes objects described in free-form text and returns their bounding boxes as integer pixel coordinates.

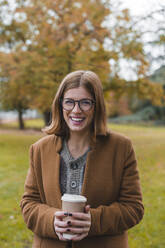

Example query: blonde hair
[43,70,108,139]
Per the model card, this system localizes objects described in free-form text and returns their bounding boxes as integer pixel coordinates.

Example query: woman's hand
[54,211,70,241]
[54,205,91,241]
[73,205,91,241]
[67,205,91,241]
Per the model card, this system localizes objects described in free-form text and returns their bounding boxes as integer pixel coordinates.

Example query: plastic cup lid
[61,194,87,203]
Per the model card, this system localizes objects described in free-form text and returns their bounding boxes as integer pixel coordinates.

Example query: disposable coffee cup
[61,194,87,240]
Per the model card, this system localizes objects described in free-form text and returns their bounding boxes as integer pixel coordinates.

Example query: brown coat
[20,131,144,248]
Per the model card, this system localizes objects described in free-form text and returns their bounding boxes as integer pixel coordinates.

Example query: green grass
[0,122,165,247]
[0,132,43,248]
[0,118,45,130]
[109,124,165,248]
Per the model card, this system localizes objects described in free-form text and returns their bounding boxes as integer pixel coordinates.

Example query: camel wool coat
[20,131,144,248]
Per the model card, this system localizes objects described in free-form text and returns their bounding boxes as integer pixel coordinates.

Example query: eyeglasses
[62,98,95,112]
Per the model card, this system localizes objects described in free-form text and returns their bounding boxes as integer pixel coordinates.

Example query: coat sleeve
[20,145,59,239]
[88,139,144,236]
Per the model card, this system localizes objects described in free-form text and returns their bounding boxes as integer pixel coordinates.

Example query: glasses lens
[63,99,74,110]
[62,98,94,111]
[79,99,93,111]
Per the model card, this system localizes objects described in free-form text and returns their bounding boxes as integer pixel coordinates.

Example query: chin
[69,125,88,133]
[70,127,85,132]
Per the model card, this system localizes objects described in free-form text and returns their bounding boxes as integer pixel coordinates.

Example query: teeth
[71,117,84,121]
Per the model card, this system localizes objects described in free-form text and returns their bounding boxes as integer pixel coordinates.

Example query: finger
[55,211,69,218]
[67,226,89,234]
[56,232,68,241]
[72,212,90,221]
[54,219,68,228]
[67,219,90,227]
[55,226,70,234]
[84,205,90,213]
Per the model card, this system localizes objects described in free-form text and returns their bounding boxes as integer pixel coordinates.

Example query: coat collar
[53,132,110,152]
[51,133,110,206]
[54,135,63,153]
[50,135,95,206]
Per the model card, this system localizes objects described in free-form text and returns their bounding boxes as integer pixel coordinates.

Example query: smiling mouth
[70,117,85,123]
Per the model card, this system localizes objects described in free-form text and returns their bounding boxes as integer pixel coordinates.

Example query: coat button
[70,163,78,170]
[71,180,77,188]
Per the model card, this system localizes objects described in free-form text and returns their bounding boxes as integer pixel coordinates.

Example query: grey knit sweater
[60,140,90,195]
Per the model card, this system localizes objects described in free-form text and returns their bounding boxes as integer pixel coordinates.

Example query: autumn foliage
[0,0,164,128]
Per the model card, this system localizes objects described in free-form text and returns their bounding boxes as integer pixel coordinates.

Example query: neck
[68,130,91,147]
[67,130,91,158]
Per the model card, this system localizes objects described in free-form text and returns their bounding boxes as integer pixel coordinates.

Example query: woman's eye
[65,99,73,105]
[81,100,91,105]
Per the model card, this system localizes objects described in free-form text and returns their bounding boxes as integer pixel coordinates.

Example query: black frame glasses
[62,98,95,112]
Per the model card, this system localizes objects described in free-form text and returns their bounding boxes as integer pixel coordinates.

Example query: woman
[21,70,144,248]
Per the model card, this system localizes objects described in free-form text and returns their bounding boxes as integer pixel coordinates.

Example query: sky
[8,0,164,16]
[114,0,165,78]
[120,0,164,16]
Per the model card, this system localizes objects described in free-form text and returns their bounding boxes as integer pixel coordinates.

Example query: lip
[69,116,85,119]
[70,117,85,121]
[69,116,85,125]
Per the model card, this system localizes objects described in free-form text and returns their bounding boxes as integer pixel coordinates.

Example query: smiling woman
[20,70,144,248]
[62,87,95,137]
[44,70,107,139]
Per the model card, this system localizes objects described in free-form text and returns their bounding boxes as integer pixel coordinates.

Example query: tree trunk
[18,109,25,130]
[43,111,52,126]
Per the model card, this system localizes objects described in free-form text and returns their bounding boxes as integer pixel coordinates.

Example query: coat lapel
[81,135,111,206]
[42,135,62,209]
[81,148,96,201]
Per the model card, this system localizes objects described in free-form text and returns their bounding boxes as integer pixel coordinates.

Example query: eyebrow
[63,98,93,100]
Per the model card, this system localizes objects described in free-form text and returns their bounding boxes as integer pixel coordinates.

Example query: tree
[131,2,165,72]
[0,0,164,127]
[0,0,112,125]
[124,2,165,118]
[0,51,33,129]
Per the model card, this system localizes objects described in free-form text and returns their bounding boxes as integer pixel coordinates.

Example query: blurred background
[0,0,165,247]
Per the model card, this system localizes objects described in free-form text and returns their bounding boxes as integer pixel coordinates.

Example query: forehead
[64,86,92,99]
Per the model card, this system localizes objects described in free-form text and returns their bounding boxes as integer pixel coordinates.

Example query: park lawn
[0,118,45,130]
[0,124,165,247]
[0,131,44,248]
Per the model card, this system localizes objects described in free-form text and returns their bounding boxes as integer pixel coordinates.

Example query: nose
[72,102,82,113]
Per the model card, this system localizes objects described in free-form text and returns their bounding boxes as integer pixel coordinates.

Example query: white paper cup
[61,194,87,240]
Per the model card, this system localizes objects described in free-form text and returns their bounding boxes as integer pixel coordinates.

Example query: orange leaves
[133,78,165,106]
[0,0,164,116]
[158,34,165,45]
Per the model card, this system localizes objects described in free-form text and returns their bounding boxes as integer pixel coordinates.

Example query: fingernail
[68,213,72,216]
[67,229,70,232]
[64,212,68,216]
